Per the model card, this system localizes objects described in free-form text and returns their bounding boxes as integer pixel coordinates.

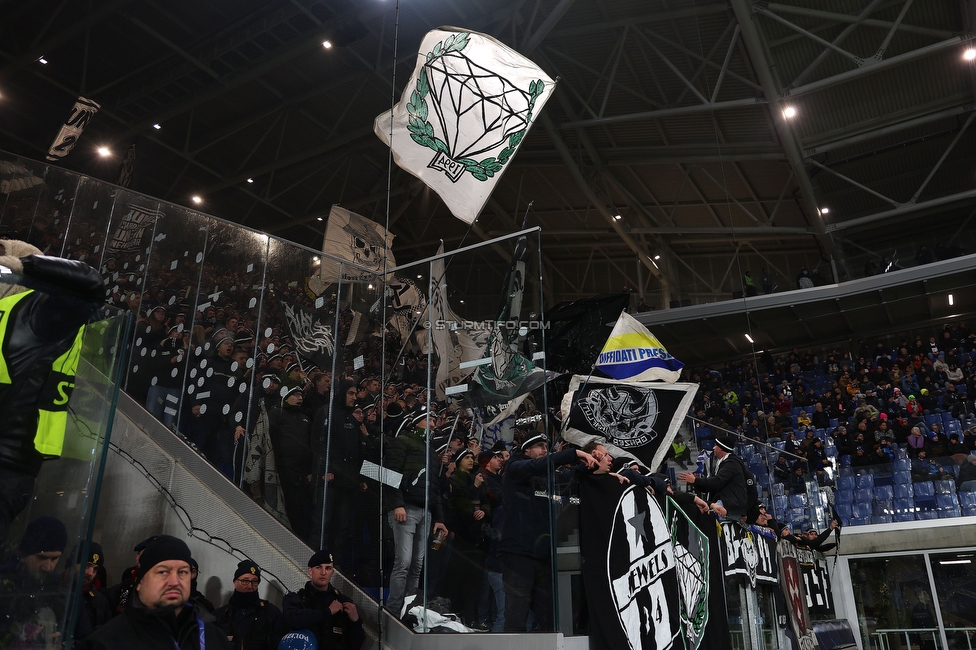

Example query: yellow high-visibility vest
[0,290,85,457]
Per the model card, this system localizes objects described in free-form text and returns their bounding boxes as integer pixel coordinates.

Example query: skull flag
[374,27,556,224]
[319,205,396,283]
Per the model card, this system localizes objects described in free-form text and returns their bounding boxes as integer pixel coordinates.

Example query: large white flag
[374,28,556,224]
[319,205,396,283]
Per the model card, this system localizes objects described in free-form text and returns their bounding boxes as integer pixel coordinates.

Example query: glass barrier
[0,266,131,649]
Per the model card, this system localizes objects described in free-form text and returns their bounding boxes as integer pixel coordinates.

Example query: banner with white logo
[778,540,818,650]
[561,376,698,470]
[46,97,101,162]
[596,311,684,383]
[720,522,778,588]
[374,28,555,224]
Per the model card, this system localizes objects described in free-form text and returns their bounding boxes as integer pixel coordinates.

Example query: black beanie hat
[68,541,105,567]
[136,535,193,582]
[308,549,335,567]
[18,516,68,557]
[714,435,736,452]
[234,560,261,581]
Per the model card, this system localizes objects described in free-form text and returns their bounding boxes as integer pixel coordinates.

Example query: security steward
[67,541,112,633]
[76,536,231,650]
[282,549,365,650]
[0,238,105,534]
[213,560,283,650]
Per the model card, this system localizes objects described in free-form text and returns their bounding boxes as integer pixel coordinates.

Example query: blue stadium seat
[936,493,959,507]
[935,480,955,495]
[771,483,785,497]
[837,476,855,492]
[893,497,914,514]
[788,507,807,522]
[874,485,894,501]
[963,504,976,517]
[696,426,711,440]
[830,418,839,428]
[893,511,915,522]
[917,510,939,520]
[699,439,714,452]
[772,495,789,516]
[958,492,976,508]
[773,440,786,451]
[893,471,911,485]
[852,502,872,519]
[871,515,893,524]
[835,489,854,504]
[789,494,808,509]
[854,488,873,503]
[738,444,755,461]
[925,414,941,427]
[892,459,910,472]
[939,506,962,519]
[840,455,852,468]
[893,483,914,499]
[874,470,893,487]
[835,503,853,524]
[855,474,875,490]
[915,482,936,497]
[942,412,955,430]
[873,499,893,517]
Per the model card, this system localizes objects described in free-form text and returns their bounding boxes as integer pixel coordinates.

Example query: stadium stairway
[93,386,576,650]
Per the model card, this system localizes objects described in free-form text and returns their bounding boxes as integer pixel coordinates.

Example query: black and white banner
[720,523,778,588]
[579,476,730,650]
[561,376,698,470]
[46,97,100,162]
[797,547,833,616]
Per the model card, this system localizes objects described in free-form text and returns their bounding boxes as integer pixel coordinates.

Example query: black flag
[561,376,698,470]
[541,293,631,375]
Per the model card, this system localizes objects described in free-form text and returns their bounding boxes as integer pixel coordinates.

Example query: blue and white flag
[374,28,556,224]
[596,311,683,383]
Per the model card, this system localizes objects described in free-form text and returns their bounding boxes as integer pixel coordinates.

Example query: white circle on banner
[266,343,275,353]
[135,255,141,262]
[172,368,180,378]
[135,338,143,346]
[238,383,247,393]
[199,403,207,415]
[200,359,207,368]
[206,368,213,378]
[204,342,211,351]
[262,378,271,389]
[227,377,235,388]
[195,347,202,356]
[187,385,194,394]
[132,365,139,373]
[235,411,243,423]
[145,326,152,334]
[519,326,528,337]
[222,404,230,415]
[190,369,197,379]
[265,328,273,338]
[151,350,157,358]
[280,386,288,397]
[231,361,239,372]
[140,348,146,357]
[151,377,158,386]
[246,358,254,369]
[197,377,205,387]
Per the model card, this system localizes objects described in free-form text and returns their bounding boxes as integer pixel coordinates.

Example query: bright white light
[191,195,202,204]
[368,284,374,290]
[313,256,319,261]
[417,274,423,279]
[459,300,464,304]
[949,294,954,306]
[745,334,754,343]
[821,207,830,214]
[322,40,333,49]
[96,146,111,157]
[783,106,797,119]
[654,255,661,260]
[316,217,323,221]
[246,178,254,184]
[153,123,161,130]
[613,214,622,220]
[38,57,48,65]
[939,559,972,565]
[964,48,976,61]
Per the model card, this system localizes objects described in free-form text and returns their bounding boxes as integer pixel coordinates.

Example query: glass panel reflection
[931,552,976,650]
[850,555,941,650]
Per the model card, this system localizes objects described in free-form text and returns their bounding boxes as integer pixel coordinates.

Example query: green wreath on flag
[405,32,546,182]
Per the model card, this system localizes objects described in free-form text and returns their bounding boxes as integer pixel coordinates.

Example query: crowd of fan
[0,517,364,649]
[686,322,976,523]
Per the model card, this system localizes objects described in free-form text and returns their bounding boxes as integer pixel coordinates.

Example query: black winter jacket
[213,591,283,650]
[281,582,365,650]
[381,427,445,522]
[75,599,232,650]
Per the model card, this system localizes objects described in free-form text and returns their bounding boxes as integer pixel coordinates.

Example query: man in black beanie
[213,560,283,650]
[678,435,749,520]
[282,549,365,650]
[66,540,112,634]
[108,534,158,616]
[76,535,231,649]
[0,515,80,645]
